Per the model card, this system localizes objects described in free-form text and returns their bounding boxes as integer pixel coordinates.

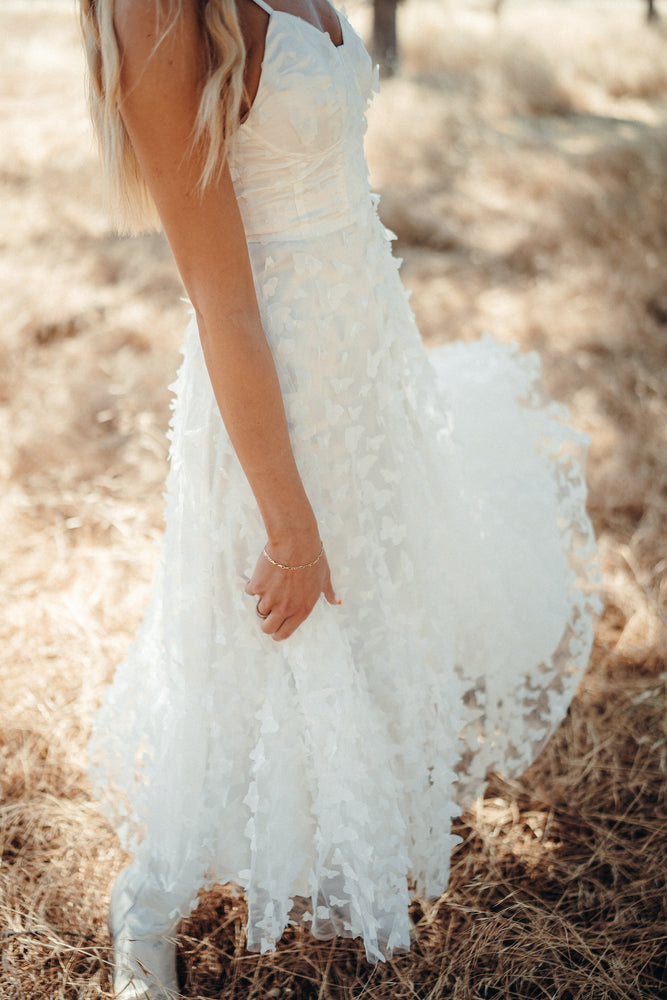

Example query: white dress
[88,1,602,964]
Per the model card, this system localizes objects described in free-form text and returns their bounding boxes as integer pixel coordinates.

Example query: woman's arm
[113,0,336,638]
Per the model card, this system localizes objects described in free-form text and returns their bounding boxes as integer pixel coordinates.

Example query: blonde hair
[79,0,246,233]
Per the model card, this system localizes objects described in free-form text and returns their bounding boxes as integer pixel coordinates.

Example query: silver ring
[256,598,270,620]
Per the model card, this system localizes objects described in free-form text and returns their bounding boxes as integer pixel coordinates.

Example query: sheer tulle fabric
[89,8,601,963]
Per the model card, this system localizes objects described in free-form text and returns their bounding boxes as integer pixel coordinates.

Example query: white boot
[108,866,181,1000]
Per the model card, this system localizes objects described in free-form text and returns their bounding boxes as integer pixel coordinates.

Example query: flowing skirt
[89,216,601,961]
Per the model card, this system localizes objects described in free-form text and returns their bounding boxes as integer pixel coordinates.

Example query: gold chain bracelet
[262,541,324,571]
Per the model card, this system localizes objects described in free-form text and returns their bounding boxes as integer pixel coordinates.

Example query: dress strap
[247,0,274,14]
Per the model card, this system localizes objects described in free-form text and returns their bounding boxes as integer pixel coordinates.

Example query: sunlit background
[1,1,665,996]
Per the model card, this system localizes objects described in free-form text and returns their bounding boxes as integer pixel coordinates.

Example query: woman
[80,1,601,997]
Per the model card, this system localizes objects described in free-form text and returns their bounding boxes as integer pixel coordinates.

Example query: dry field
[0,0,665,997]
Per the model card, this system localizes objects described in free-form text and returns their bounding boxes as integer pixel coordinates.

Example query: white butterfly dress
[89,1,602,964]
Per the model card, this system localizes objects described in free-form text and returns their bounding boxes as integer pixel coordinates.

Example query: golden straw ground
[0,1,665,997]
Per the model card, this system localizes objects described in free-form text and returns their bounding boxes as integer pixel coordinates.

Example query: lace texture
[88,7,602,963]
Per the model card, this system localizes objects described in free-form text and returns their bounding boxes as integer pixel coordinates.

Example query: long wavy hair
[79,0,246,232]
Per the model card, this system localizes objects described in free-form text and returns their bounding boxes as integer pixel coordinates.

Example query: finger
[321,564,338,605]
[260,608,286,635]
[324,575,338,605]
[255,597,272,619]
[245,578,256,596]
[271,613,303,641]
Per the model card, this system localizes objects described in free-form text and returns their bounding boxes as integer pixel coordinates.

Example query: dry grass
[0,0,665,997]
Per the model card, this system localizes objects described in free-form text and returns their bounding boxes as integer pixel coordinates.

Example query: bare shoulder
[113,0,199,61]
[113,0,166,37]
[111,0,203,110]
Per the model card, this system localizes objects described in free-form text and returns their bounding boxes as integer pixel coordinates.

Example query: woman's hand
[245,538,338,641]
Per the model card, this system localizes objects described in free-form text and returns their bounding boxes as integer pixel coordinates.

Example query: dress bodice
[228,7,378,243]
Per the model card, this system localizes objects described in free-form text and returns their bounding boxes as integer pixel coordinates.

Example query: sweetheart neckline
[239,9,348,131]
[271,7,346,52]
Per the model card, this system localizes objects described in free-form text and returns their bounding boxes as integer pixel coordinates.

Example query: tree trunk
[371,0,400,78]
